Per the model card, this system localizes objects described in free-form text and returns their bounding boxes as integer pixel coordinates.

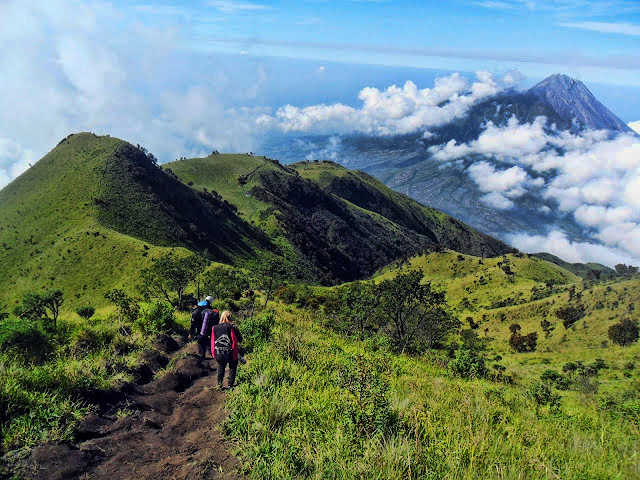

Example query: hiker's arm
[234,325,243,343]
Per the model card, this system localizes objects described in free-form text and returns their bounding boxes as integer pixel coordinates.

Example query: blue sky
[125,0,640,90]
[1,0,640,180]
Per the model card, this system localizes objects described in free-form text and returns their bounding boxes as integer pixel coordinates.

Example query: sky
[1,0,640,265]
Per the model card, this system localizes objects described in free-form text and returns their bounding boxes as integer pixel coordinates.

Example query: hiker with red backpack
[212,310,243,389]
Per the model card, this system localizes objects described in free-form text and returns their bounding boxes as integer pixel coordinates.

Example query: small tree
[76,306,96,320]
[555,304,586,329]
[105,289,139,332]
[608,319,639,346]
[250,254,290,308]
[14,289,64,330]
[334,282,380,340]
[140,254,201,308]
[375,270,458,353]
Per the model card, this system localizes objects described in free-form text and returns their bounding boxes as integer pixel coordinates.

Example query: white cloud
[258,71,504,135]
[508,230,640,267]
[0,0,268,190]
[467,161,530,196]
[428,112,640,265]
[560,21,640,36]
[481,192,514,209]
[428,116,549,161]
[629,121,640,134]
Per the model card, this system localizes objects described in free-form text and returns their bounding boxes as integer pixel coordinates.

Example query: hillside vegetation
[0,134,272,309]
[0,134,638,479]
[168,156,509,283]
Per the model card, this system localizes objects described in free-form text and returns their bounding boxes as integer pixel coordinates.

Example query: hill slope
[167,156,511,283]
[0,133,269,307]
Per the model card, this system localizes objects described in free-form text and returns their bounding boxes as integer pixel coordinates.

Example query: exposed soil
[11,339,244,480]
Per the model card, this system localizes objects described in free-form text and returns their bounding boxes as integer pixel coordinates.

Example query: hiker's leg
[216,357,227,386]
[197,335,207,358]
[227,360,238,387]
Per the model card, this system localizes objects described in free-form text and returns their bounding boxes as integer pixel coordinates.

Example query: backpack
[200,309,219,337]
[190,306,205,335]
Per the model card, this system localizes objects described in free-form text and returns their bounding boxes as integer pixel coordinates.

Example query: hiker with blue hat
[189,296,219,359]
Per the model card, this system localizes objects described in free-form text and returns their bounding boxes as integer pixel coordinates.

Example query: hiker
[212,310,243,389]
[198,301,220,359]
[189,296,218,358]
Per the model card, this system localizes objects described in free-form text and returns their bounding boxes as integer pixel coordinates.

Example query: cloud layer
[0,0,267,189]
[428,115,640,265]
[258,71,508,135]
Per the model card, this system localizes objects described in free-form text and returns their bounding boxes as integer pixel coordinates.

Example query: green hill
[167,156,510,283]
[0,133,269,308]
[374,250,640,388]
[532,252,615,279]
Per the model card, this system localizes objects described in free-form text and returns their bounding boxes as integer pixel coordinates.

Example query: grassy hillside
[291,160,508,258]
[0,134,269,309]
[375,251,640,389]
[168,156,510,284]
[533,252,616,279]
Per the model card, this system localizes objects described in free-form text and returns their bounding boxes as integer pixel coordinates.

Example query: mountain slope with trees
[167,155,510,284]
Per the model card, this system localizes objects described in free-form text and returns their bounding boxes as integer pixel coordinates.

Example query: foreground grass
[226,305,640,479]
[0,306,190,453]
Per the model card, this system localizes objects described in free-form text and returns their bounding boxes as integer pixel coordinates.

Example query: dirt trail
[14,340,244,480]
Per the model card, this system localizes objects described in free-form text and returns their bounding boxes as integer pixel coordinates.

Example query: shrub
[135,302,178,334]
[0,318,51,364]
[339,354,397,438]
[509,332,538,353]
[540,369,569,390]
[527,381,562,412]
[555,304,586,329]
[75,306,95,320]
[448,349,487,379]
[608,319,639,346]
[238,311,274,354]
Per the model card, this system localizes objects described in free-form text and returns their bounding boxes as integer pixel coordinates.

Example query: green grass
[225,303,640,479]
[166,154,282,226]
[0,304,191,453]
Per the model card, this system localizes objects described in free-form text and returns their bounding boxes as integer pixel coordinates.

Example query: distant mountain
[529,74,634,133]
[259,74,635,262]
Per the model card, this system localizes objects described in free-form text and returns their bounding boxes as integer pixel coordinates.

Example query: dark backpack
[190,306,205,335]
[200,309,219,337]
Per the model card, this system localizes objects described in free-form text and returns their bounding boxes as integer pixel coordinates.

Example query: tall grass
[224,306,640,479]
[0,306,190,452]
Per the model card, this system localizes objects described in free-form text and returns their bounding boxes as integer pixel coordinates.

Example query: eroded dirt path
[15,341,244,480]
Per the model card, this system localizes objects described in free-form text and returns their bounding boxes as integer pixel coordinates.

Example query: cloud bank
[428,115,640,265]
[0,0,267,190]
[258,71,510,135]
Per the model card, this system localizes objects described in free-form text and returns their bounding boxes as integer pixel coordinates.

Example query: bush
[238,311,274,354]
[339,354,397,438]
[0,318,51,364]
[70,325,115,356]
[608,319,639,346]
[555,304,586,329]
[448,349,487,379]
[135,302,178,334]
[540,369,569,390]
[527,381,562,412]
[76,305,95,320]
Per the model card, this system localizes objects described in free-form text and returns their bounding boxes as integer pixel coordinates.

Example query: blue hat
[197,300,208,307]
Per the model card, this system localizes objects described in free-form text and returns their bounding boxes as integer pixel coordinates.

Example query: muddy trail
[9,338,244,480]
